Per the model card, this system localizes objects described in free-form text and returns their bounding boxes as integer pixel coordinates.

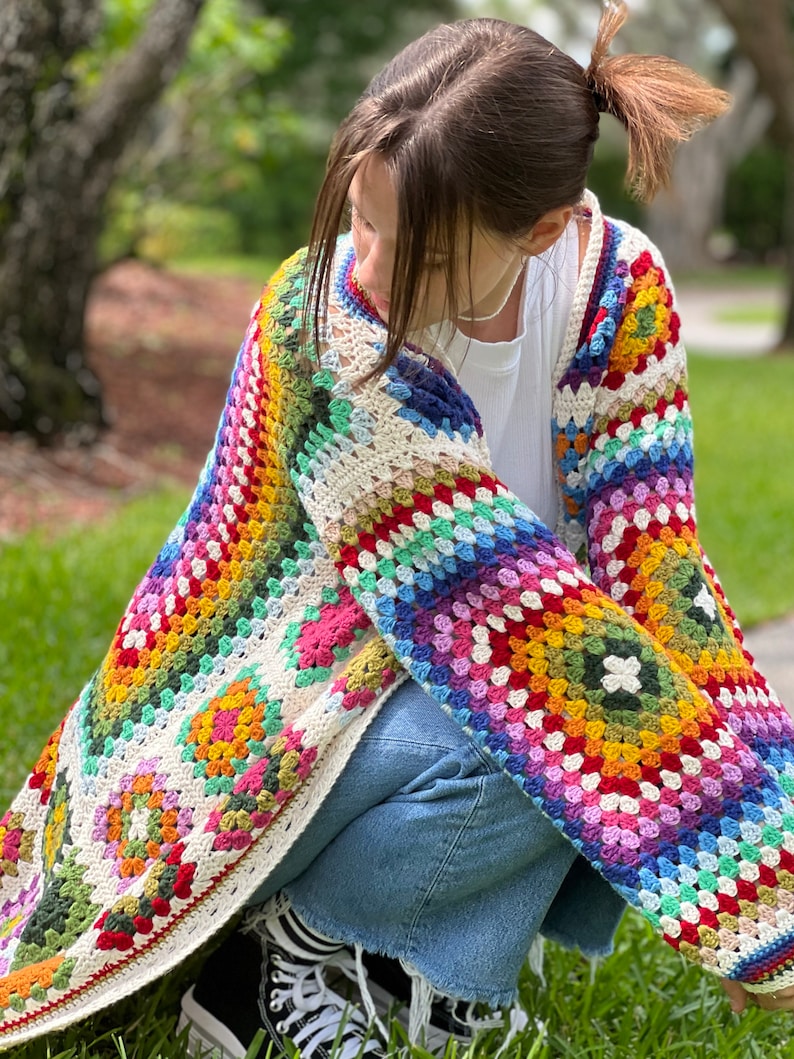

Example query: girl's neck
[455,266,526,343]
[454,213,590,345]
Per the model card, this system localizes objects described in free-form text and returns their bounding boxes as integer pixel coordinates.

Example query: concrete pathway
[744,614,794,712]
[675,284,785,357]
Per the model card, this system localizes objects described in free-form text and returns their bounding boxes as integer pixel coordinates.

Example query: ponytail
[584,0,731,201]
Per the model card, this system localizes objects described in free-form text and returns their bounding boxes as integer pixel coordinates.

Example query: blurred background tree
[0,0,208,440]
[108,0,456,264]
[709,0,794,348]
[0,0,454,441]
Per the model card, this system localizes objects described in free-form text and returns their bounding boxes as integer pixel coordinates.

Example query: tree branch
[77,0,207,168]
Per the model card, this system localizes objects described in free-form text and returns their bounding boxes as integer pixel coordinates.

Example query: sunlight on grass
[677,264,785,288]
[0,487,190,806]
[687,353,794,626]
[169,254,279,282]
[714,304,783,326]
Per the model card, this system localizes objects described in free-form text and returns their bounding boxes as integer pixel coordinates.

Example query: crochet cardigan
[2,194,793,1047]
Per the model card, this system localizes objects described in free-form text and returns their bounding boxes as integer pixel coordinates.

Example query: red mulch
[0,261,264,538]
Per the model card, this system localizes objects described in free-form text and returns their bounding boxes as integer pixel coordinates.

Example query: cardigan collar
[333,189,610,374]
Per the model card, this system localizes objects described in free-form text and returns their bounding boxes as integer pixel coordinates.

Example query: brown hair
[306,0,729,369]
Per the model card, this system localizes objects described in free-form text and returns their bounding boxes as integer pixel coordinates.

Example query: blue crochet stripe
[386,352,481,441]
[558,220,628,394]
[586,443,693,497]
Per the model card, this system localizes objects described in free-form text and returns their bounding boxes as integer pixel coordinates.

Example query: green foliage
[586,147,644,229]
[186,0,288,79]
[166,0,291,170]
[86,0,458,265]
[103,198,243,262]
[79,0,292,264]
[73,0,161,74]
[71,0,287,89]
[252,0,457,121]
[214,131,326,257]
[215,0,458,258]
[724,144,787,261]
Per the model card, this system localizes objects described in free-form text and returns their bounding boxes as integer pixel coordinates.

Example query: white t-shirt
[425,219,580,528]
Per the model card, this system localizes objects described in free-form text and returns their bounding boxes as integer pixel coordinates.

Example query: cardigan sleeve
[305,279,794,993]
[582,239,793,787]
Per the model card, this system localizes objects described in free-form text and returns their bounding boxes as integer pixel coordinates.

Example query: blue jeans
[250,678,625,1006]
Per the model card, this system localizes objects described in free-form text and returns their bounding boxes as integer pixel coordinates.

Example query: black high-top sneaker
[361,951,530,1056]
[179,898,386,1059]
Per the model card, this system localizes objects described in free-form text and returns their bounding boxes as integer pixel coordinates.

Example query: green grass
[2,353,794,1056]
[677,264,785,288]
[0,487,190,807]
[4,914,794,1058]
[714,304,783,326]
[512,914,793,1059]
[169,254,279,282]
[687,353,794,626]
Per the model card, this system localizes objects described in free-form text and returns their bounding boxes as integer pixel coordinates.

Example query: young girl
[2,3,794,1056]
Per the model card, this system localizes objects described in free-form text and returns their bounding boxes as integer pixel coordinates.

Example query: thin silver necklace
[457,257,527,323]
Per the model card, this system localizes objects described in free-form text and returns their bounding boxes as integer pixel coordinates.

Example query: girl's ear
[521,206,574,257]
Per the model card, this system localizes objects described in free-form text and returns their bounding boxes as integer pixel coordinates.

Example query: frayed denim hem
[286,891,521,1009]
[540,923,617,960]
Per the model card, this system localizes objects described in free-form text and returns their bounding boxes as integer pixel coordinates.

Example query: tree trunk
[0,0,206,441]
[644,61,772,270]
[780,139,794,349]
[709,0,794,351]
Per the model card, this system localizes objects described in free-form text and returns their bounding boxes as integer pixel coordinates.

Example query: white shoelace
[269,949,382,1059]
[397,958,528,1055]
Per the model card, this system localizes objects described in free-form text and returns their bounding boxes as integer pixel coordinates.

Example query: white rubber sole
[178,984,249,1059]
